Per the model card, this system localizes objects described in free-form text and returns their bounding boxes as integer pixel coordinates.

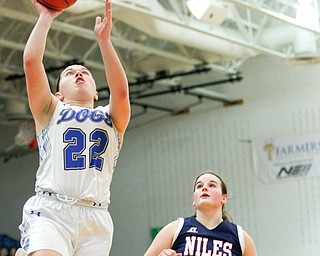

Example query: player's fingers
[159,249,176,256]
[105,0,112,20]
[95,16,102,25]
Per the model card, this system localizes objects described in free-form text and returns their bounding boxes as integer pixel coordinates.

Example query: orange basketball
[37,0,77,11]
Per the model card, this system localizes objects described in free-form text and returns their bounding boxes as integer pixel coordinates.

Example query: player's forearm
[99,40,130,133]
[98,40,129,98]
[24,14,53,65]
[24,13,56,125]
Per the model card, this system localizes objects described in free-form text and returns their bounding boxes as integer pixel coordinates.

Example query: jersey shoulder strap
[172,217,184,246]
[237,224,245,254]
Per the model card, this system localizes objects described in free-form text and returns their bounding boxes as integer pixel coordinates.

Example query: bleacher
[0,234,20,256]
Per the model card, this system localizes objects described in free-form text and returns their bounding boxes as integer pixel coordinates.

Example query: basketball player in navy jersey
[144,172,257,256]
[16,0,130,255]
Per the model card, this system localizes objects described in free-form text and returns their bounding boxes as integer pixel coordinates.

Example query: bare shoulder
[143,219,181,256]
[156,219,181,238]
[164,219,180,231]
[33,96,59,133]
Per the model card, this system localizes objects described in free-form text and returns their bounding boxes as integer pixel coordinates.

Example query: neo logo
[277,164,312,179]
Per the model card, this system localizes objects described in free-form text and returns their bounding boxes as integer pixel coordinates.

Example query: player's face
[58,65,98,102]
[193,173,227,209]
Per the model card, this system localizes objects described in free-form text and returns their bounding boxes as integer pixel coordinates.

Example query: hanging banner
[252,132,320,183]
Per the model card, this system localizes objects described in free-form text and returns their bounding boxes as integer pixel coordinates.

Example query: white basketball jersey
[35,101,121,205]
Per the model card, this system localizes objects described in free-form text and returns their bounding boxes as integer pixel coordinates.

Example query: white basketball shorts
[19,195,113,256]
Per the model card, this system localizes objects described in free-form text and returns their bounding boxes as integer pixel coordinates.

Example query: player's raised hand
[94,0,112,41]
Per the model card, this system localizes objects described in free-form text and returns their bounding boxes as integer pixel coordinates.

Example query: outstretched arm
[94,0,130,143]
[144,220,182,256]
[243,231,257,256]
[23,0,61,132]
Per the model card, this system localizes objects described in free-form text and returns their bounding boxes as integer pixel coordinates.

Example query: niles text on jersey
[57,107,113,127]
[183,236,233,256]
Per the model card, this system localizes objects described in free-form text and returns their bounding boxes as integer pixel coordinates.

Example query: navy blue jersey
[172,216,244,256]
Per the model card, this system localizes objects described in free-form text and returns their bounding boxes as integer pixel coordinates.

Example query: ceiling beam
[227,0,320,35]
[0,7,214,71]
[110,0,289,58]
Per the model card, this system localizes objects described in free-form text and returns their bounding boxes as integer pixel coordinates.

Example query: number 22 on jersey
[63,128,109,172]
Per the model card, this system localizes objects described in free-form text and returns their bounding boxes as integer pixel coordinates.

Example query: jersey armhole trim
[104,104,122,150]
[172,217,184,246]
[237,224,245,254]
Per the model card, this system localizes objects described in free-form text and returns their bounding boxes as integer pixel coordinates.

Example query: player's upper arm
[144,220,179,256]
[243,230,257,256]
[24,54,57,130]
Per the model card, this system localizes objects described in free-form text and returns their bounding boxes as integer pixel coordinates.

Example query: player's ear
[94,91,99,101]
[221,194,228,204]
[55,92,64,100]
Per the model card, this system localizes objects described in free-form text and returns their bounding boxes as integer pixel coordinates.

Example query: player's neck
[62,99,94,109]
[196,210,223,229]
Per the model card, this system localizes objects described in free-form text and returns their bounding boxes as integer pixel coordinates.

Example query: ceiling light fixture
[186,0,228,25]
[296,0,318,27]
[286,0,320,64]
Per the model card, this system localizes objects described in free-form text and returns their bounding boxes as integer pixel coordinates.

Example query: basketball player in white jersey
[16,0,130,255]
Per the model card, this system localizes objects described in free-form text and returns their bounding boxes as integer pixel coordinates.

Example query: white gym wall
[1,54,320,256]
